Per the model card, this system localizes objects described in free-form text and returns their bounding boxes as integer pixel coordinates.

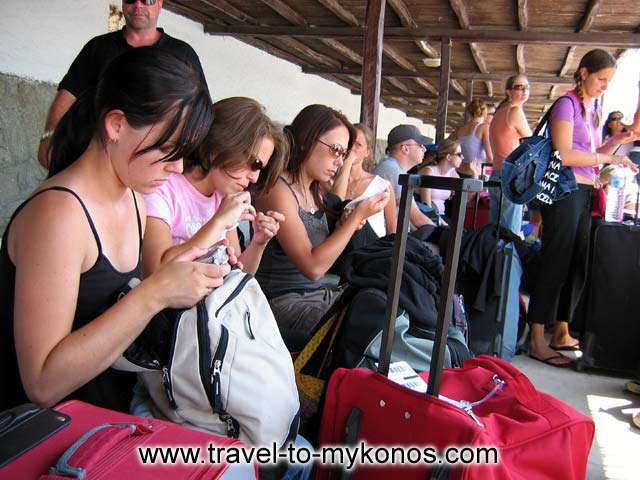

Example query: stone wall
[0,72,53,232]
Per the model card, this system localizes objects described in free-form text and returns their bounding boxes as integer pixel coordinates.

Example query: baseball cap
[386,125,431,152]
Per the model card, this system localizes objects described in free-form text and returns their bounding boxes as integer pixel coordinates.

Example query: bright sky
[602,49,640,125]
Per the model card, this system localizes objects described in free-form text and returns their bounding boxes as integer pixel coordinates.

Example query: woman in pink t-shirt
[527,50,638,367]
[143,97,288,275]
[417,138,462,224]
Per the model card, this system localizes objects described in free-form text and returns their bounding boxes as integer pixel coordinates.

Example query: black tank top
[0,186,142,411]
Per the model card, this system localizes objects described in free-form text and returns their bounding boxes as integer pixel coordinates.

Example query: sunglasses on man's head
[124,0,157,5]
[317,139,348,160]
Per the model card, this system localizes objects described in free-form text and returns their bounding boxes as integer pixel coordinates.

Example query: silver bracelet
[40,130,54,142]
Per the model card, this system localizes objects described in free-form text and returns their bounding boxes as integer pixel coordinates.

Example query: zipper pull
[211,360,223,411]
[245,311,255,339]
[162,366,178,409]
[460,401,484,428]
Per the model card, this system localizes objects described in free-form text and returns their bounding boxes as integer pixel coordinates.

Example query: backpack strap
[533,95,575,137]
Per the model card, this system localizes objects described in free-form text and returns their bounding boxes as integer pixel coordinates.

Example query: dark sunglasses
[317,139,348,160]
[248,155,264,172]
[124,0,157,5]
[609,116,623,122]
[510,84,530,91]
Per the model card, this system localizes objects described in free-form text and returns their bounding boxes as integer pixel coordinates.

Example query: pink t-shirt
[549,90,601,182]
[144,173,223,246]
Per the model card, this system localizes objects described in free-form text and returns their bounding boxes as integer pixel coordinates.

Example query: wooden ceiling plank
[204,25,640,47]
[387,77,414,94]
[302,66,574,84]
[382,44,416,71]
[260,0,363,64]
[200,0,258,24]
[259,0,307,26]
[317,0,359,27]
[516,0,527,75]
[388,0,439,58]
[516,44,526,74]
[449,0,491,101]
[556,0,602,92]
[414,78,439,96]
[283,37,342,68]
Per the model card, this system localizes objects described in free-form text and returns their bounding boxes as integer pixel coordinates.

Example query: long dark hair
[574,49,617,129]
[190,97,288,197]
[285,104,356,210]
[48,47,213,177]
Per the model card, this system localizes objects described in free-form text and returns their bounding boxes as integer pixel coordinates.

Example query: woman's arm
[418,166,434,206]
[256,182,388,281]
[510,106,533,138]
[551,120,635,168]
[481,123,494,163]
[384,185,397,234]
[143,192,254,275]
[12,193,228,407]
[330,152,355,200]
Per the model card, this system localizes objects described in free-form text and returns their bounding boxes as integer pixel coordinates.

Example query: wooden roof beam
[204,25,640,47]
[516,0,528,74]
[449,0,491,99]
[259,0,363,64]
[302,66,575,84]
[556,0,602,96]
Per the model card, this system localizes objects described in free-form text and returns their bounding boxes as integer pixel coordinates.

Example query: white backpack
[115,270,300,447]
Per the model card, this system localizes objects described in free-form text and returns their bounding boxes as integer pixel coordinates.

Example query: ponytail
[48,87,99,177]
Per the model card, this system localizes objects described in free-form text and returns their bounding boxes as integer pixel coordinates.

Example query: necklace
[295,182,316,213]
[348,175,370,197]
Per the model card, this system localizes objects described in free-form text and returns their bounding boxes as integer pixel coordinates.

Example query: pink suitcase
[0,400,257,479]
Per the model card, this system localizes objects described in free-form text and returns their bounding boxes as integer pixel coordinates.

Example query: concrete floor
[512,353,640,480]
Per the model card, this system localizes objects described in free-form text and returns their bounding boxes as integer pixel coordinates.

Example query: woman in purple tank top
[527,50,638,367]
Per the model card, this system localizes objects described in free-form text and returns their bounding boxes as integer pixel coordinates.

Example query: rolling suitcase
[0,400,257,480]
[576,220,640,376]
[317,174,594,480]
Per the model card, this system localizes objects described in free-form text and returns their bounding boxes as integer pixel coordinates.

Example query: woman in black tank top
[0,49,227,411]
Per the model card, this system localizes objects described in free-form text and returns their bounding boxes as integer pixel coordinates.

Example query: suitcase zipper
[208,322,239,438]
[214,273,252,317]
[438,375,505,428]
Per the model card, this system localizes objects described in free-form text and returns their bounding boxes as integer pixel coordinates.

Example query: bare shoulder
[8,189,89,264]
[256,177,295,213]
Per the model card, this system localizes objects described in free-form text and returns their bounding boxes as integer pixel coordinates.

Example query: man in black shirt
[38,0,208,168]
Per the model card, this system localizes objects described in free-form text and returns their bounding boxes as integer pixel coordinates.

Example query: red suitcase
[0,400,257,480]
[317,175,594,480]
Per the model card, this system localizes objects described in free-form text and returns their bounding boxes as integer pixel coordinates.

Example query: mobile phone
[195,245,229,265]
[0,404,71,468]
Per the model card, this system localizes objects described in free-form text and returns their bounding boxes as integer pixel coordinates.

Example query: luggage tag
[386,361,428,393]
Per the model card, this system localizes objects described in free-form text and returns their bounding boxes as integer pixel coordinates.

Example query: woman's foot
[625,380,640,396]
[528,344,574,368]
[550,325,580,351]
[632,411,640,429]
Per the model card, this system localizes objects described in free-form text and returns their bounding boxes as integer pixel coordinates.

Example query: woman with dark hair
[527,49,638,367]
[602,110,636,156]
[489,74,533,234]
[142,97,287,276]
[255,105,389,335]
[0,48,222,411]
[331,122,397,236]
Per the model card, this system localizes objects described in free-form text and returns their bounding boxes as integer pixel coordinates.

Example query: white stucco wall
[0,0,434,140]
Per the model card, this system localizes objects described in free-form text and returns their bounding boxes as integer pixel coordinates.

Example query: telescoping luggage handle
[378,174,482,397]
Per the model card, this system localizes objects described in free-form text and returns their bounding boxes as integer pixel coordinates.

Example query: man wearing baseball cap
[374,125,434,228]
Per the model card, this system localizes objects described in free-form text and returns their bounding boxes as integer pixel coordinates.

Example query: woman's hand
[211,192,256,231]
[354,190,390,223]
[610,154,639,173]
[149,246,231,309]
[252,210,285,246]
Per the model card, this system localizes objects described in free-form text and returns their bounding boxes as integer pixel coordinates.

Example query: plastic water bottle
[605,170,627,222]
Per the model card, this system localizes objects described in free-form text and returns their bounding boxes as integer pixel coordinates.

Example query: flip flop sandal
[528,353,573,368]
[549,343,581,352]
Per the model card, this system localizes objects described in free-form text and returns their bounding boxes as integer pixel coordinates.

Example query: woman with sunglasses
[602,111,637,157]
[488,74,533,235]
[255,105,389,337]
[142,97,287,276]
[527,49,638,368]
[0,49,220,411]
[416,138,463,225]
[331,122,397,236]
